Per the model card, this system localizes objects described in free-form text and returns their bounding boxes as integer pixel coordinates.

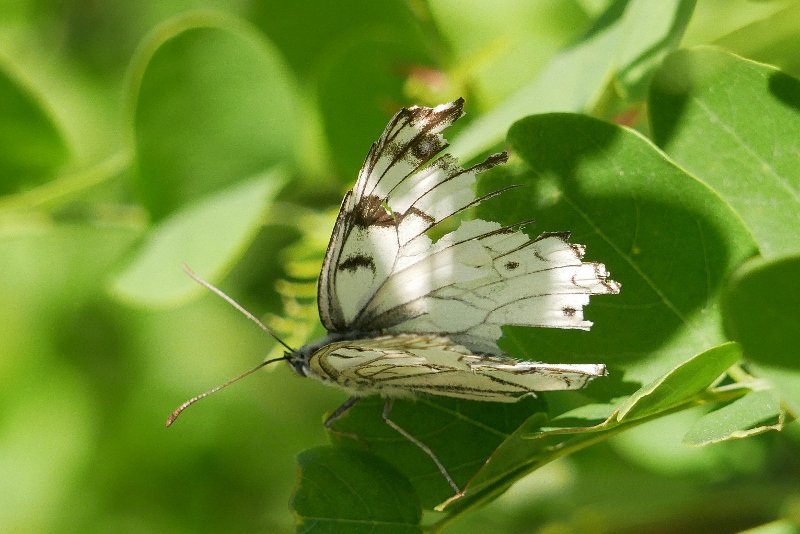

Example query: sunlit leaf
[449,0,695,160]
[617,343,742,422]
[650,47,800,258]
[684,389,783,446]
[109,170,285,307]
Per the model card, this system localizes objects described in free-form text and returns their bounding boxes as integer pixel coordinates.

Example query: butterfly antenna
[165,356,286,427]
[182,264,295,352]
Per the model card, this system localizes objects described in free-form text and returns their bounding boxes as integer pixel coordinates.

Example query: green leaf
[750,364,800,417]
[723,254,800,413]
[129,12,300,221]
[683,389,783,446]
[327,395,546,510]
[612,0,696,101]
[449,0,695,160]
[291,446,422,534]
[650,47,800,258]
[108,170,285,307]
[617,342,743,422]
[739,519,800,534]
[723,254,800,370]
[0,65,69,194]
[712,3,800,78]
[447,345,747,512]
[251,0,425,81]
[495,113,757,387]
[316,37,430,179]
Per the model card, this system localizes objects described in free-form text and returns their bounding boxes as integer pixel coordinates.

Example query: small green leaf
[650,47,800,258]
[539,401,621,433]
[0,66,69,194]
[683,389,783,446]
[617,343,742,422]
[129,13,300,220]
[291,446,422,534]
[109,170,285,307]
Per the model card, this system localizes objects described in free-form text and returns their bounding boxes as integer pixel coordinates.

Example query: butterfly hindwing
[307,334,606,402]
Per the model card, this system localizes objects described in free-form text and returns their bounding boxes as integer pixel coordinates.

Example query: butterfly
[169,98,620,494]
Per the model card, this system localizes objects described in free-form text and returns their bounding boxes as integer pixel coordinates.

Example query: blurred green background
[2,1,800,532]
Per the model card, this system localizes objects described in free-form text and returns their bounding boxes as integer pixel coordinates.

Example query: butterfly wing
[318,98,507,332]
[307,334,606,401]
[317,98,619,356]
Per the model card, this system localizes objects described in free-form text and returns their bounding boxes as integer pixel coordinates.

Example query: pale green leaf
[109,170,285,307]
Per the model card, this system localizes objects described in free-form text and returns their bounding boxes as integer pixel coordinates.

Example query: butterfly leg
[381,398,461,494]
[323,396,368,446]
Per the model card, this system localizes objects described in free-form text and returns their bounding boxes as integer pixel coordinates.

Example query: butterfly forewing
[317,98,618,356]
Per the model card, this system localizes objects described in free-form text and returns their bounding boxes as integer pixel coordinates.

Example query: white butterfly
[170,98,620,494]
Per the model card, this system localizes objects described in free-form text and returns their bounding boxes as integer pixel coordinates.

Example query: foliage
[2,1,800,533]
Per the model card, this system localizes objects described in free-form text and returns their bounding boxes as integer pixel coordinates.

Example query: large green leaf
[292,446,422,534]
[490,113,757,386]
[129,12,300,221]
[0,65,69,194]
[327,395,547,510]
[449,0,695,160]
[108,170,285,307]
[650,47,800,258]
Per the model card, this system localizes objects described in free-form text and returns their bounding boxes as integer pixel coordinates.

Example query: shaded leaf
[447,345,747,512]
[723,254,800,370]
[316,37,431,179]
[494,113,757,387]
[328,395,546,510]
[251,0,424,80]
[684,389,783,446]
[130,13,300,220]
[0,66,69,194]
[650,47,800,258]
[109,170,285,307]
[291,446,422,534]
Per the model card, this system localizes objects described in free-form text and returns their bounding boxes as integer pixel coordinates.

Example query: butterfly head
[284,348,312,377]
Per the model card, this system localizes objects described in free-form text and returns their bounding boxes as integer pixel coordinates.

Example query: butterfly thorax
[285,331,380,379]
